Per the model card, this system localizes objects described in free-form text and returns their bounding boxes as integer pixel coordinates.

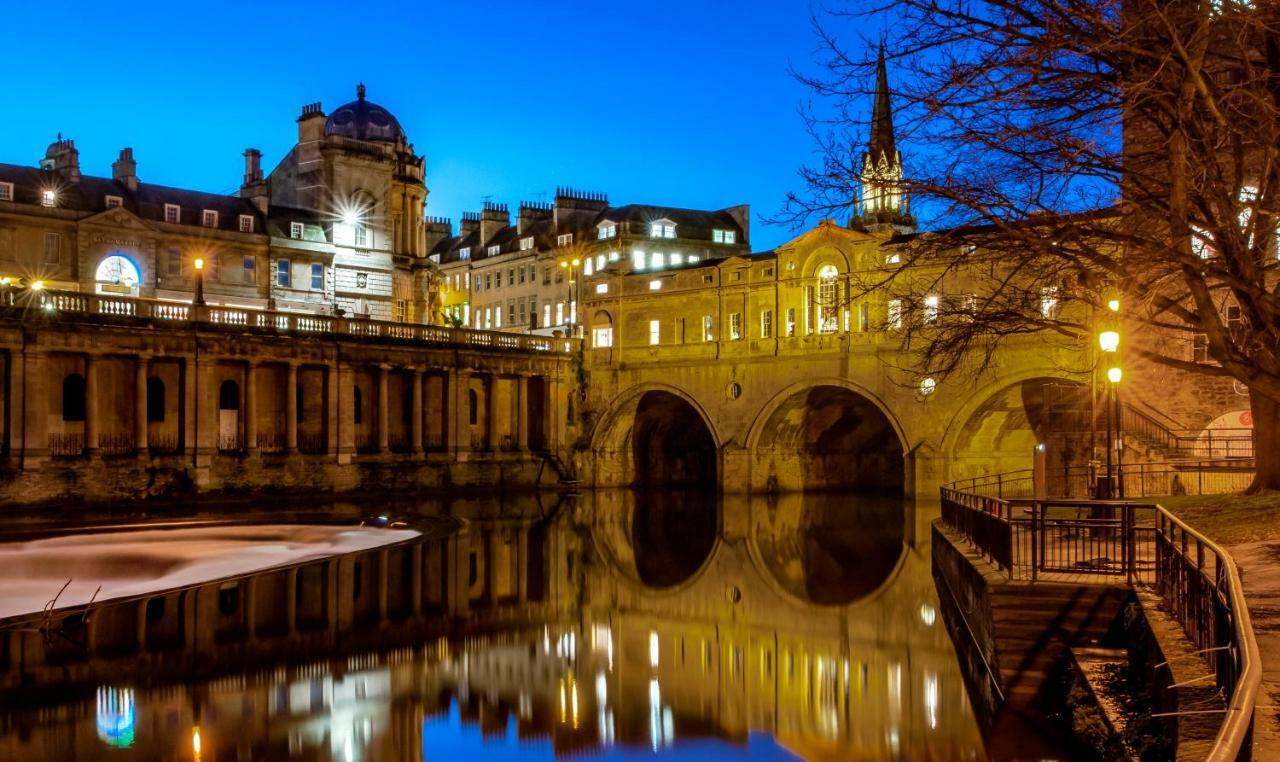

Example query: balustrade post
[411,368,424,453]
[285,362,298,452]
[245,361,259,454]
[135,355,149,453]
[377,365,390,453]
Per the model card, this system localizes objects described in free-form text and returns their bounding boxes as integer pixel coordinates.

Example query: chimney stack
[480,201,510,245]
[112,148,138,191]
[41,135,81,183]
[239,148,269,214]
[243,148,263,185]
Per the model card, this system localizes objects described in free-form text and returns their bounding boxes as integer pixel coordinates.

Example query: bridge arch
[590,383,721,489]
[746,379,908,493]
[941,370,1089,484]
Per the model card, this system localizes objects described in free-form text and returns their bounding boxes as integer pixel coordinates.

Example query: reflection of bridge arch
[745,379,908,493]
[589,493,724,596]
[942,370,1087,481]
[590,383,720,488]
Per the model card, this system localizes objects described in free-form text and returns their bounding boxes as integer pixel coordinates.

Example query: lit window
[354,225,367,247]
[555,302,564,325]
[557,233,573,246]
[458,246,471,260]
[761,310,773,338]
[649,279,662,291]
[885,252,901,265]
[924,295,940,323]
[729,312,743,340]
[495,307,502,329]
[276,260,291,288]
[651,253,666,269]
[1191,227,1212,259]
[632,250,646,270]
[584,259,593,276]
[598,223,617,239]
[202,210,218,228]
[310,263,323,290]
[543,303,550,326]
[239,215,254,233]
[608,251,620,262]
[104,195,123,209]
[520,237,534,251]
[595,283,609,295]
[290,222,304,239]
[487,245,500,256]
[859,302,870,331]
[712,229,736,244]
[41,190,56,208]
[649,319,661,345]
[888,299,903,329]
[785,308,796,337]
[650,221,676,239]
[702,315,714,342]
[593,326,613,348]
[817,264,839,333]
[164,204,180,223]
[485,307,493,330]
[1039,286,1059,318]
[596,254,606,271]
[0,182,12,201]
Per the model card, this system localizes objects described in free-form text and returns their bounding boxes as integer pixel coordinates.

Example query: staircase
[538,450,579,489]
[989,583,1129,709]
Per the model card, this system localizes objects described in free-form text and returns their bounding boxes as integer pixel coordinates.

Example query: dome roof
[324,84,404,143]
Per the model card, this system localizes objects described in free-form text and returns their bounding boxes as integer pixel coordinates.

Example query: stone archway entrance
[95,254,141,297]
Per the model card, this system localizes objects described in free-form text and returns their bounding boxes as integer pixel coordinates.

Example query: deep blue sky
[0,1,855,251]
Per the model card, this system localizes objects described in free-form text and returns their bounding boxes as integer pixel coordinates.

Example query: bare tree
[782,0,1280,491]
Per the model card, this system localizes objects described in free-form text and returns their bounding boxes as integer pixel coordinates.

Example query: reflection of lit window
[96,687,136,748]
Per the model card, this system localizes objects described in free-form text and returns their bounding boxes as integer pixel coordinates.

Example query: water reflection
[0,491,986,761]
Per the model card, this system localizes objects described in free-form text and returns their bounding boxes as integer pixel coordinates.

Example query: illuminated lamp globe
[1099,330,1119,353]
[1107,367,1123,384]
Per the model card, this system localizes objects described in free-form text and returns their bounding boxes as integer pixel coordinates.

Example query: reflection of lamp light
[192,727,202,760]
[1099,330,1119,353]
[1107,367,1122,384]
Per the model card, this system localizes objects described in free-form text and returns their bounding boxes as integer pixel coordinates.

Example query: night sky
[0,1,861,251]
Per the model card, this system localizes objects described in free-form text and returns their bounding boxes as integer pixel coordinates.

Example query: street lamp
[193,257,206,306]
[1098,330,1119,354]
[558,257,582,337]
[1107,366,1124,497]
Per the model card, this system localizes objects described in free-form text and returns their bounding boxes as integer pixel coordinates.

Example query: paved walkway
[1223,541,1280,750]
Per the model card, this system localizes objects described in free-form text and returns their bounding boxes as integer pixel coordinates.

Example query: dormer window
[41,190,56,208]
[0,182,12,202]
[202,210,218,228]
[598,222,617,240]
[458,246,471,261]
[712,229,736,244]
[105,195,123,209]
[164,204,180,224]
[519,237,534,251]
[289,222,304,239]
[239,215,254,233]
[487,245,500,257]
[650,221,676,239]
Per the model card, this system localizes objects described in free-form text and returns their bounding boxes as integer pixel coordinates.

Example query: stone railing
[0,288,575,355]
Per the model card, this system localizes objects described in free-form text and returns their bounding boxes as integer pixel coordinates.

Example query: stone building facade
[0,85,433,324]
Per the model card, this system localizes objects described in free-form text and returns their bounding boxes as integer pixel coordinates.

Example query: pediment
[81,206,157,232]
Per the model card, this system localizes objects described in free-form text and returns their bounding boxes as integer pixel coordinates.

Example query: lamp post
[1098,300,1121,497]
[558,257,582,337]
[193,257,206,307]
[1107,366,1124,498]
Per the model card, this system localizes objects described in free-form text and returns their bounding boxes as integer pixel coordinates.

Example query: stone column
[377,365,390,453]
[285,362,298,452]
[337,364,356,463]
[135,355,149,453]
[245,361,258,454]
[325,361,338,458]
[485,375,497,452]
[411,368,424,453]
[448,368,467,456]
[516,375,530,451]
[84,353,99,453]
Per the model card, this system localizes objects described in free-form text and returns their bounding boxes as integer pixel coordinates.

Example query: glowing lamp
[559,261,568,269]
[1107,367,1123,384]
[0,277,10,286]
[1107,299,1120,312]
[30,280,44,291]
[342,210,360,226]
[193,258,204,271]
[1098,330,1119,353]
[571,258,581,267]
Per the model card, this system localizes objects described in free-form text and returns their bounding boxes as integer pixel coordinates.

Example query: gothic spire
[868,42,896,165]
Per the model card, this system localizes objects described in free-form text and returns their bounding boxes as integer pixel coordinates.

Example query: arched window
[468,389,479,426]
[817,264,840,334]
[62,374,86,422]
[218,380,240,410]
[354,386,364,425]
[146,377,165,422]
[592,310,614,348]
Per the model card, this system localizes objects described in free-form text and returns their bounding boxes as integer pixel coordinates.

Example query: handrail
[940,473,1261,761]
[0,286,578,355]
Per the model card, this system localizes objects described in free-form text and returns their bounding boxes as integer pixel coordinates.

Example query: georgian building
[431,190,751,335]
[0,84,433,323]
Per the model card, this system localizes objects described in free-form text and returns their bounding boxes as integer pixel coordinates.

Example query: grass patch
[1149,491,1280,546]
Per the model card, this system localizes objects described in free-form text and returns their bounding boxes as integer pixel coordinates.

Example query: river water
[0,491,988,761]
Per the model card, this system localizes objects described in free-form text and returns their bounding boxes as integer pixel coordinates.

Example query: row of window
[472,299,575,330]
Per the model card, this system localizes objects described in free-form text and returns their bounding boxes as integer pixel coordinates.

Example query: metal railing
[940,473,1261,761]
[0,287,575,355]
[952,460,1256,501]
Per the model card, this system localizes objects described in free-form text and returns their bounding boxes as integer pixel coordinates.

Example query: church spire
[853,42,914,233]
[868,42,896,166]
